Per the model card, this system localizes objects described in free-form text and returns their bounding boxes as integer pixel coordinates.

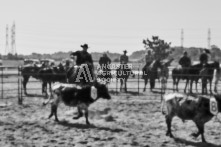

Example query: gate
[0,66,22,104]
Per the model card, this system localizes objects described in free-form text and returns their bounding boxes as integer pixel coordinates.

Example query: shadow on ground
[57,120,124,133]
[174,137,221,147]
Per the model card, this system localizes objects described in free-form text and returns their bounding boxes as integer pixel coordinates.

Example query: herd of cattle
[18,58,221,143]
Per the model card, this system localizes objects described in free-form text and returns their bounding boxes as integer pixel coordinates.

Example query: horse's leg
[202,78,207,95]
[120,79,123,92]
[184,79,189,93]
[23,76,29,95]
[143,78,148,92]
[189,79,193,94]
[214,79,218,93]
[172,77,175,91]
[150,78,155,91]
[195,79,198,94]
[124,77,127,92]
[201,79,204,94]
[177,78,180,92]
[42,82,44,94]
[42,82,48,97]
[49,82,52,97]
[205,80,208,94]
[209,79,212,94]
[205,79,207,94]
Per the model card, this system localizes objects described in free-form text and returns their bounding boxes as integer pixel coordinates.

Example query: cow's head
[93,80,111,100]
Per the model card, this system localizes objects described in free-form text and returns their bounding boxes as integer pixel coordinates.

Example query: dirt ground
[0,90,221,147]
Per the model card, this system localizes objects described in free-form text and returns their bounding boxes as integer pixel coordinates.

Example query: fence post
[18,67,22,105]
[1,67,3,99]
[160,73,163,102]
[138,67,140,95]
[21,78,23,102]
[116,78,118,95]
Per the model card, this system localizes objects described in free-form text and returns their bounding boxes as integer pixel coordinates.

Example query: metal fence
[0,66,220,104]
[0,66,22,104]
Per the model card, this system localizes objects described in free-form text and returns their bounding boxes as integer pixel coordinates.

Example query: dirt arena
[0,89,221,147]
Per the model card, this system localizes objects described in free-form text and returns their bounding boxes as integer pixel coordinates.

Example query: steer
[44,80,111,125]
[161,92,221,142]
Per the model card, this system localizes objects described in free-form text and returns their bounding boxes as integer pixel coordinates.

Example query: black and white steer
[161,92,221,142]
[44,81,111,125]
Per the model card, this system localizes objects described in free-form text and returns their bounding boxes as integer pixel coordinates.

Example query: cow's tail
[161,96,166,115]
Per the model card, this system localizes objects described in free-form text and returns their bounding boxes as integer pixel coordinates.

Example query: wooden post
[18,67,22,104]
[1,67,3,99]
[138,67,140,95]
[116,78,118,95]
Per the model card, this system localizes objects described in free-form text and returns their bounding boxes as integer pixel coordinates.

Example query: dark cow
[161,93,221,142]
[44,80,111,125]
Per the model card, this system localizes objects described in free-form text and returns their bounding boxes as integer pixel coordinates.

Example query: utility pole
[5,25,9,55]
[208,28,211,49]
[181,28,184,49]
[11,22,16,55]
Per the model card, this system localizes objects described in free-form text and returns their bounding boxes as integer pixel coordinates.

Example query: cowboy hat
[80,44,89,49]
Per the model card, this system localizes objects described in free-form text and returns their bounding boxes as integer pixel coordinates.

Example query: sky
[0,0,221,55]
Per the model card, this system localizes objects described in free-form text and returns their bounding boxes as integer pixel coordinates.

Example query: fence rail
[0,66,220,104]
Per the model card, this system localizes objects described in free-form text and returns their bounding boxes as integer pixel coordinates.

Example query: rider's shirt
[99,56,111,66]
[99,56,111,70]
[179,56,191,67]
[145,54,154,64]
[199,53,208,64]
[120,55,128,64]
[70,51,93,66]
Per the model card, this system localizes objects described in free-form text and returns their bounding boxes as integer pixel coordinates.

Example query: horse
[20,63,44,95]
[172,63,203,93]
[39,63,67,96]
[42,63,96,96]
[143,59,163,92]
[200,61,220,94]
[116,64,135,92]
[172,65,189,92]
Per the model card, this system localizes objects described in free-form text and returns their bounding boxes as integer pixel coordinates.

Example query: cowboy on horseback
[98,53,112,83]
[120,50,129,64]
[199,49,210,66]
[178,51,191,79]
[116,50,134,92]
[118,50,130,71]
[99,53,111,70]
[70,44,94,83]
[142,49,154,79]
